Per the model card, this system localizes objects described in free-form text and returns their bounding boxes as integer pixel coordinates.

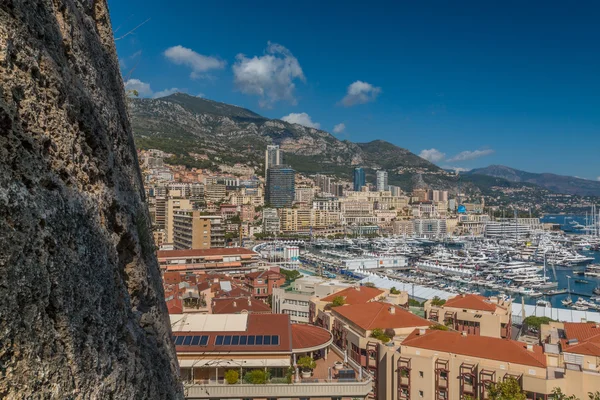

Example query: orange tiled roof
[321,286,384,305]
[333,302,432,331]
[562,322,600,356]
[402,329,546,368]
[291,324,332,350]
[442,294,497,312]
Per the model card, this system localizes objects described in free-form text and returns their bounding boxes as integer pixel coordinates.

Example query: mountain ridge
[466,165,600,197]
[130,93,444,190]
[130,93,596,197]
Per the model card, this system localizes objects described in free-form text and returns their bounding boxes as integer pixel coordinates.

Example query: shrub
[331,296,346,307]
[224,369,239,384]
[370,328,391,343]
[244,369,269,384]
[430,324,449,331]
[297,356,316,371]
[390,286,401,295]
[524,316,554,329]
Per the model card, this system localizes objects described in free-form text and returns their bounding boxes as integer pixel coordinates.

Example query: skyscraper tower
[266,165,296,208]
[353,167,366,191]
[265,145,281,176]
[376,170,388,192]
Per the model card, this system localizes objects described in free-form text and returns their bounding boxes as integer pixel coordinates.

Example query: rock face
[0,1,182,399]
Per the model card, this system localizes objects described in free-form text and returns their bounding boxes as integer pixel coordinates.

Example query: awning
[179,358,291,368]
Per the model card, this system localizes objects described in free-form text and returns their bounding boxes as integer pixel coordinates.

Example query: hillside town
[142,145,600,400]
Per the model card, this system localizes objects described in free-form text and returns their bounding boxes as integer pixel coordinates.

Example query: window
[419,371,424,378]
[419,390,424,397]
[223,336,232,345]
[232,336,240,345]
[272,335,279,345]
[199,336,209,346]
[239,336,247,345]
[263,335,271,345]
[255,336,263,345]
[174,336,185,346]
[247,336,255,345]
[191,336,200,346]
[215,335,224,345]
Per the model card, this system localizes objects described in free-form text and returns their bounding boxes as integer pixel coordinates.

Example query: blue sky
[109,0,600,180]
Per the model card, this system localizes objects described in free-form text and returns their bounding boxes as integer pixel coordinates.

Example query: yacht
[536,299,551,307]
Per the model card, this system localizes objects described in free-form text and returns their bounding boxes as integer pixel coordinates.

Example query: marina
[292,213,600,311]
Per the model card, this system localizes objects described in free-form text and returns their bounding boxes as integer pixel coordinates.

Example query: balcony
[185,379,372,399]
[183,349,372,399]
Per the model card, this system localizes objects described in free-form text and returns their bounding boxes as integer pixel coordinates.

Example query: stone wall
[0,1,182,398]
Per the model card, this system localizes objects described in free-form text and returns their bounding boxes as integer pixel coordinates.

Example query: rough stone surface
[0,1,182,398]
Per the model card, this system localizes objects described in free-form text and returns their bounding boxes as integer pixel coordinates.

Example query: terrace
[183,348,373,399]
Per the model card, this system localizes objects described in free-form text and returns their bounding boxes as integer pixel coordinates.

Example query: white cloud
[340,80,381,107]
[197,93,205,98]
[124,79,153,97]
[164,45,226,79]
[233,41,305,108]
[419,148,446,163]
[281,112,320,129]
[123,79,181,99]
[447,149,495,162]
[333,123,346,134]
[152,88,180,98]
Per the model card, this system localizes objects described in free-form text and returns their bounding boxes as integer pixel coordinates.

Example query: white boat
[536,299,551,307]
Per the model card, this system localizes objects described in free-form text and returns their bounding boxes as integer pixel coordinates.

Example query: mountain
[130,93,449,190]
[467,165,600,197]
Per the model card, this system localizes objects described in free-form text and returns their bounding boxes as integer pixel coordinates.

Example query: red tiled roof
[321,286,384,305]
[443,294,497,312]
[333,302,432,331]
[291,324,332,351]
[245,269,285,280]
[562,322,600,356]
[402,329,546,368]
[212,297,272,314]
[157,247,257,259]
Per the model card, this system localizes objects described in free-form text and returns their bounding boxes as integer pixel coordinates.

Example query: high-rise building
[264,145,281,176]
[353,167,365,191]
[314,174,332,194]
[165,198,192,243]
[265,165,295,208]
[172,210,212,250]
[376,170,388,192]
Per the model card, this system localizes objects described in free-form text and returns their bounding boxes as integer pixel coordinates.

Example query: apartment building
[385,329,550,400]
[172,210,224,250]
[166,198,192,244]
[413,218,447,238]
[172,313,372,400]
[244,269,286,299]
[272,276,350,324]
[309,286,388,329]
[157,248,260,274]
[329,302,431,367]
[204,183,227,202]
[262,208,281,234]
[265,165,295,208]
[278,208,341,233]
[424,294,513,339]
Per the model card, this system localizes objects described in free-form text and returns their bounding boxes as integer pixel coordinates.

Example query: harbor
[288,213,600,312]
